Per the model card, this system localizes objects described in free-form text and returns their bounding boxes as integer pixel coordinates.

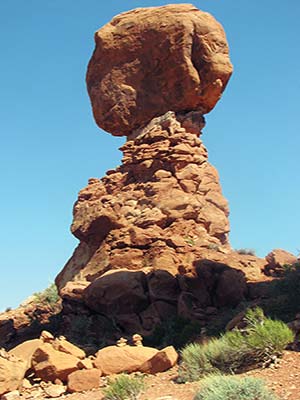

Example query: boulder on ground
[140,346,178,374]
[9,339,42,372]
[0,352,27,396]
[32,343,80,382]
[67,369,101,393]
[93,345,158,375]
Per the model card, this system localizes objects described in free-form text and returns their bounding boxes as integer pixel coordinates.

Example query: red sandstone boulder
[140,346,178,374]
[265,249,298,276]
[86,4,232,136]
[0,351,27,396]
[67,369,101,393]
[93,345,158,375]
[9,339,42,372]
[32,343,80,382]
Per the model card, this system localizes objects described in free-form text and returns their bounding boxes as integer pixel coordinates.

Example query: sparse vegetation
[184,236,195,246]
[236,248,256,256]
[104,374,145,400]
[194,374,278,400]
[33,283,60,305]
[207,243,220,251]
[178,308,293,382]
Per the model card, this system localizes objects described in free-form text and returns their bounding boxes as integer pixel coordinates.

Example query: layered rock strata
[56,112,265,337]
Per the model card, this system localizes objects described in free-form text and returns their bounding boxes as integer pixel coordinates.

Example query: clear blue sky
[0,1,299,311]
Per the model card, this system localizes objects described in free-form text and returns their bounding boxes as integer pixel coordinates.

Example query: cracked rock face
[56,112,231,297]
[86,4,233,136]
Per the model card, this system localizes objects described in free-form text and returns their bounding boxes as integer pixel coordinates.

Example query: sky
[0,0,299,311]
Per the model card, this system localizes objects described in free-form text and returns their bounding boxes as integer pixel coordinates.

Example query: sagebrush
[179,307,293,381]
[104,374,144,400]
[194,374,278,400]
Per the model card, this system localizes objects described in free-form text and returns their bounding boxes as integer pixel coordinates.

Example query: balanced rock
[86,4,233,136]
[55,5,267,342]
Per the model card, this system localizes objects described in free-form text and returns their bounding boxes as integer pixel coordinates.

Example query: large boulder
[86,4,232,136]
[93,345,158,375]
[0,351,27,396]
[31,343,80,382]
[140,346,178,374]
[9,339,42,372]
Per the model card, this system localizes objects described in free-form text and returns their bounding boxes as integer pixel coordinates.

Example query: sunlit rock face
[55,5,266,339]
[86,4,233,136]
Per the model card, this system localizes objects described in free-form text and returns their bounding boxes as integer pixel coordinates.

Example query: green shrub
[104,374,145,400]
[178,343,215,382]
[33,283,60,305]
[194,374,278,400]
[179,307,293,381]
[236,248,256,256]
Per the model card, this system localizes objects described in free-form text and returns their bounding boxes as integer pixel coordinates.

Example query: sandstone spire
[56,5,264,338]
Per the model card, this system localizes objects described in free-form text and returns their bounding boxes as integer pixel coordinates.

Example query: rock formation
[86,4,233,136]
[55,4,266,340]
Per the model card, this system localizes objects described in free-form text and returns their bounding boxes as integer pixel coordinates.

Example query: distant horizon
[0,0,299,311]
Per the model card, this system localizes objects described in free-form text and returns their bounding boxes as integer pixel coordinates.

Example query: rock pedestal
[56,112,265,337]
[55,5,265,340]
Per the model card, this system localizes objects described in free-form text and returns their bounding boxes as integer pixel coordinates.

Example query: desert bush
[194,374,278,400]
[178,343,215,382]
[104,374,145,400]
[235,248,256,256]
[179,308,293,381]
[33,283,60,305]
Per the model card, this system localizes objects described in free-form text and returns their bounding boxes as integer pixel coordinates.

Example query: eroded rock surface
[56,112,266,337]
[54,5,267,341]
[86,4,233,136]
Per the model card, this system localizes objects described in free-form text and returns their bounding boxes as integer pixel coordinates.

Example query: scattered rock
[0,391,20,400]
[43,384,66,398]
[67,369,101,393]
[77,358,94,370]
